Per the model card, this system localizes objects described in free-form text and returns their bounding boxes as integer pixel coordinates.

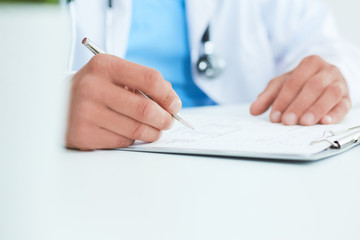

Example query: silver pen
[82,37,195,130]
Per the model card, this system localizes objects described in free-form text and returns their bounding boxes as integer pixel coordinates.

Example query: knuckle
[150,130,162,142]
[309,76,327,93]
[137,100,155,120]
[285,77,302,90]
[144,68,163,90]
[87,54,107,73]
[326,64,340,75]
[303,55,325,66]
[161,116,174,130]
[132,123,147,140]
[165,80,172,88]
[163,88,177,107]
[263,77,282,96]
[289,99,307,112]
[116,138,134,148]
[316,102,328,114]
[267,78,277,88]
[329,82,345,99]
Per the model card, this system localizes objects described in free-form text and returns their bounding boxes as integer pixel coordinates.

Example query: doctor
[66,0,360,150]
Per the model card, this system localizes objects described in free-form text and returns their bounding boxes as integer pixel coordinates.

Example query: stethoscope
[197,25,226,79]
[67,0,226,79]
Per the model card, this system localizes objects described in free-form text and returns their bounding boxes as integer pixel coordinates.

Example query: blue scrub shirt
[125,0,216,107]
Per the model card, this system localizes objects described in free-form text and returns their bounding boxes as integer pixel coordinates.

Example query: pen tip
[82,38,87,45]
[184,122,195,131]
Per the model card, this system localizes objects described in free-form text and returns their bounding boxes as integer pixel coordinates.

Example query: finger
[320,96,352,124]
[88,54,182,114]
[66,122,134,151]
[270,56,325,123]
[87,127,135,150]
[281,70,335,125]
[102,80,174,130]
[94,105,163,143]
[250,73,288,116]
[298,81,347,125]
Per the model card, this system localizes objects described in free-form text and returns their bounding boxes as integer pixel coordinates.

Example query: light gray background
[325,0,360,46]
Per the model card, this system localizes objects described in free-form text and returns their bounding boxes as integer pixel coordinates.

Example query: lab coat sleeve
[260,0,360,106]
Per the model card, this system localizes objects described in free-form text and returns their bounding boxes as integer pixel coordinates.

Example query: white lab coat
[70,0,360,106]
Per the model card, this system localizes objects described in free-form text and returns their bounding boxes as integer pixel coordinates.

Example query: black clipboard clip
[311,126,360,149]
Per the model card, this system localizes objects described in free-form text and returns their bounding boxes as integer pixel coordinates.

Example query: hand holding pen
[66,38,193,151]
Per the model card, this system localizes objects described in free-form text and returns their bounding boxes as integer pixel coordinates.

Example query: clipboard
[120,105,360,161]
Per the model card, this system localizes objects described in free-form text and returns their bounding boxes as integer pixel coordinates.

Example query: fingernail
[271,111,282,122]
[301,113,315,125]
[322,115,332,124]
[169,98,182,114]
[283,112,297,125]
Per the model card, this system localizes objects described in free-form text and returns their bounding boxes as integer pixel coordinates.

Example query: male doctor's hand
[250,55,351,125]
[66,54,181,150]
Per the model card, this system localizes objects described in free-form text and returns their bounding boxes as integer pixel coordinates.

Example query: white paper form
[124,106,360,160]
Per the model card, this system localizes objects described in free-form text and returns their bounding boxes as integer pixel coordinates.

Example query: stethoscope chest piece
[196,25,226,79]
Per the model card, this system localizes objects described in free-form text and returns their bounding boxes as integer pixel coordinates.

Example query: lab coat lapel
[112,0,132,57]
[73,0,106,70]
[185,0,218,63]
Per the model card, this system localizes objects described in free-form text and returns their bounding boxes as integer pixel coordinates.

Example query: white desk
[1,5,360,240]
[2,118,360,240]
